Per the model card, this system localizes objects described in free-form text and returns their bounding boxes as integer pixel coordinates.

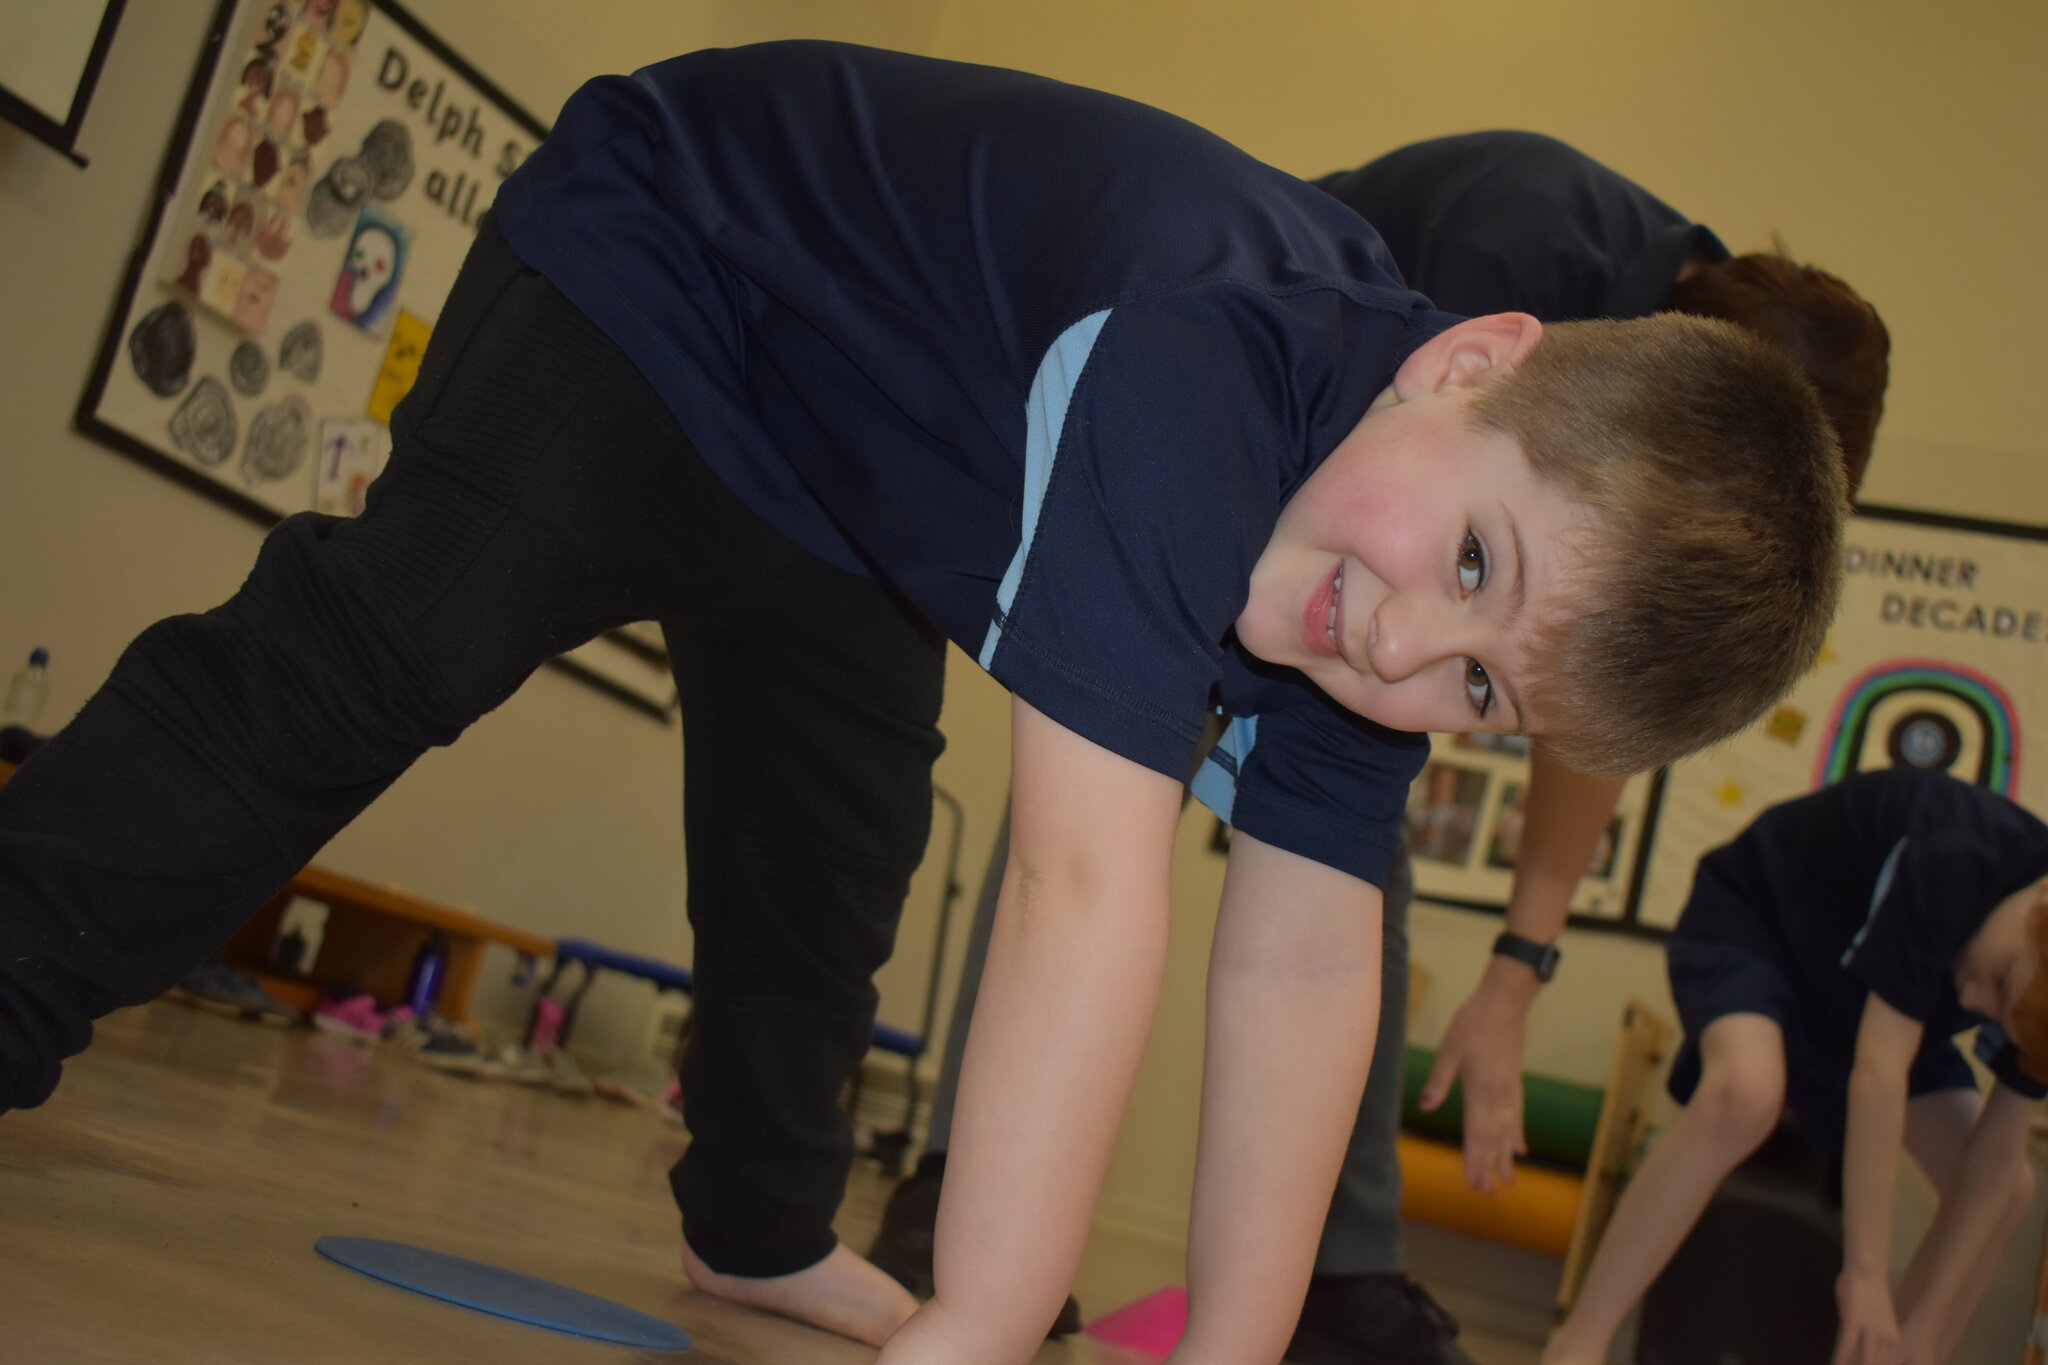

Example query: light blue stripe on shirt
[1841,836,1908,966]
[978,308,1113,670]
[1191,714,1260,824]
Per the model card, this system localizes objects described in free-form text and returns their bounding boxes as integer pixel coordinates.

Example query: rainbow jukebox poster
[1633,506,2048,929]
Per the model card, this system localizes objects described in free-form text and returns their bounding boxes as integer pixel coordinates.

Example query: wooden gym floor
[0,1001,1545,1363]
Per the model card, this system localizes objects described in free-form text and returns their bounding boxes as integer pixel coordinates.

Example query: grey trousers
[925,816,1415,1277]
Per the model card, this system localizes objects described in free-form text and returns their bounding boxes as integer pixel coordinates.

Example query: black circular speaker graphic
[1885,709,1964,772]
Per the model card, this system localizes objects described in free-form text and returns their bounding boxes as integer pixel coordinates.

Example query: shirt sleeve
[1841,830,2008,1023]
[978,289,1374,782]
[1969,1023,2048,1100]
[1191,698,1429,888]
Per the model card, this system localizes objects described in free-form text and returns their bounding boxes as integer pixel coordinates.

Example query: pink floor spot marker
[1083,1286,1188,1359]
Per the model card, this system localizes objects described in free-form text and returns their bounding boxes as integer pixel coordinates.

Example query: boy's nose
[1366,594,1464,683]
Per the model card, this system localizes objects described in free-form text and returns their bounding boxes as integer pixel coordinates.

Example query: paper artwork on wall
[80,0,677,720]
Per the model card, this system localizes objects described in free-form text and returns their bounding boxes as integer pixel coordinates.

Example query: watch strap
[1492,930,1561,982]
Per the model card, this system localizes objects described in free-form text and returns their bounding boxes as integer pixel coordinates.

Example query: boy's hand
[1896,1315,1940,1365]
[1432,743,1623,1194]
[1834,1270,1901,1365]
[1418,962,1533,1192]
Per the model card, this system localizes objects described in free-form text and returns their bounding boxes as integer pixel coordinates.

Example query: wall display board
[1403,731,1661,934]
[1632,505,2048,929]
[1400,506,2048,935]
[77,0,676,718]
[0,0,126,165]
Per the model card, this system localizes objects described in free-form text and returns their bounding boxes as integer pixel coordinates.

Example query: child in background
[1546,768,2048,1365]
[0,43,1845,1364]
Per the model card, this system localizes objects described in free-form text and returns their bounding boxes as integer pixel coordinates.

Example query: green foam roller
[1398,1045,1604,1171]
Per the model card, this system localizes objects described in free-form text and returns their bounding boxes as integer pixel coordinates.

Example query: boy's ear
[1390,312,1543,403]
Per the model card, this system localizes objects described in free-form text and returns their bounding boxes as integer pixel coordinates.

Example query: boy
[1545,768,2048,1365]
[874,128,1891,1365]
[1295,129,1892,1365]
[0,43,1843,1363]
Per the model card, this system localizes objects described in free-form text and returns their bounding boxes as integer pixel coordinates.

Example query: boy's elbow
[1000,849,1162,933]
[1844,1058,1910,1112]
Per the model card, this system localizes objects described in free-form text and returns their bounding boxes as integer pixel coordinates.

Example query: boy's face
[1955,877,2047,1030]
[1237,316,1592,737]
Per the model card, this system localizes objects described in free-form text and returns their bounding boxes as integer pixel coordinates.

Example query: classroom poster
[78,0,677,718]
[1635,507,2048,928]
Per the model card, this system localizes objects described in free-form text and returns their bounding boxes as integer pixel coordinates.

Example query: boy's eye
[1457,531,1486,594]
[1464,658,1493,717]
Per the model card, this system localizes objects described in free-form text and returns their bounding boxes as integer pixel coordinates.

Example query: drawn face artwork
[255,204,293,261]
[213,118,254,178]
[288,29,324,81]
[329,211,408,337]
[305,0,337,30]
[176,234,212,293]
[330,0,369,47]
[234,267,282,334]
[225,201,256,248]
[238,59,272,116]
[266,86,301,140]
[338,224,399,319]
[273,154,311,214]
[200,254,248,317]
[316,49,350,106]
[260,3,291,48]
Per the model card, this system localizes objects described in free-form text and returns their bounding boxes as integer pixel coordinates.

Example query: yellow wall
[5,1,2045,1343]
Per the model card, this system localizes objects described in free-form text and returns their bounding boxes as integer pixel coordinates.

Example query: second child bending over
[1546,768,2048,1365]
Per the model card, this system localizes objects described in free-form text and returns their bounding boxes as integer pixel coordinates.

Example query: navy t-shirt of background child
[1674,769,2048,1140]
[491,42,1459,887]
[1313,131,1729,323]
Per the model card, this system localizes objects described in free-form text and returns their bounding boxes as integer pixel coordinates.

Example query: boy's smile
[1237,314,1595,739]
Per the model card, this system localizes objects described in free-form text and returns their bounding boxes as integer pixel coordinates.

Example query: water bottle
[1,648,49,730]
[406,931,450,1017]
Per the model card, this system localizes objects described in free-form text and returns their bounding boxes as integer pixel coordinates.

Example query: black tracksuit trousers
[0,219,949,1276]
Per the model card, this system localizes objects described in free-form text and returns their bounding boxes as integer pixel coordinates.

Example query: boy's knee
[2010,1157,2036,1209]
[1691,1061,1785,1150]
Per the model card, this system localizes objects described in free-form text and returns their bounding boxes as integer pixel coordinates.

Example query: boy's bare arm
[1897,1083,2035,1355]
[1421,741,1625,1190]
[879,697,1182,1364]
[1835,992,1923,1365]
[1174,831,1384,1363]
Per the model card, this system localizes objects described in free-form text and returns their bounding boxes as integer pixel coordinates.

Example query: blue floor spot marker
[315,1235,691,1351]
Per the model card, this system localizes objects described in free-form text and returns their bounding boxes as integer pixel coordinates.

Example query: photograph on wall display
[76,0,676,719]
[1404,763,1489,867]
[1403,739,1656,932]
[1484,782,1622,880]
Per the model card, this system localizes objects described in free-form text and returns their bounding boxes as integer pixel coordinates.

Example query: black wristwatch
[1492,931,1561,983]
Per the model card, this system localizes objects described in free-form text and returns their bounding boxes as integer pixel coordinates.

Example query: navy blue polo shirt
[1674,768,2048,1119]
[491,42,1454,886]
[1313,131,1729,322]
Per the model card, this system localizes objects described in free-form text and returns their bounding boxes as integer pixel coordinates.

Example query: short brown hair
[1470,315,1847,776]
[1666,249,1889,495]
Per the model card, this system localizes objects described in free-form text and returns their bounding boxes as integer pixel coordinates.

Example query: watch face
[1496,933,1557,980]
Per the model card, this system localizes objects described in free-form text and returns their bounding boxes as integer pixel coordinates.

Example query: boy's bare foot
[679,1237,919,1347]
